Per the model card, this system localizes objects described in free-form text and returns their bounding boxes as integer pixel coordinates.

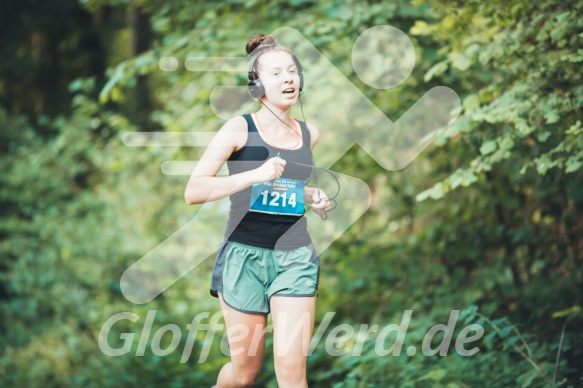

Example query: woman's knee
[234,370,261,387]
[231,363,262,386]
[274,356,306,382]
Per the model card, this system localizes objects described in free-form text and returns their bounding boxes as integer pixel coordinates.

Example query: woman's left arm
[304,122,321,205]
[307,122,320,151]
[303,123,330,214]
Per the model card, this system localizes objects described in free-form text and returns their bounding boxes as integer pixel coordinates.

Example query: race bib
[249,178,305,216]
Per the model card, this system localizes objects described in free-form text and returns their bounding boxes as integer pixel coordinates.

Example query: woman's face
[257,50,300,108]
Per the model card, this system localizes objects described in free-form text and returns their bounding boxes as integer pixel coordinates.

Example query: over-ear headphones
[248,51,304,99]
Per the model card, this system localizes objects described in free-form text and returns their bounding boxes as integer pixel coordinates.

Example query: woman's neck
[256,101,293,132]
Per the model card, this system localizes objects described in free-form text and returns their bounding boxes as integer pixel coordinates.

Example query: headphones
[248,51,304,99]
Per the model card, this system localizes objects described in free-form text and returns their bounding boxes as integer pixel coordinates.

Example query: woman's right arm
[184,117,286,205]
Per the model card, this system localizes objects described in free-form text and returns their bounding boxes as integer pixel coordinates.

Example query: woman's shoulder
[220,115,248,133]
[303,121,320,149]
[217,116,249,152]
[292,118,320,150]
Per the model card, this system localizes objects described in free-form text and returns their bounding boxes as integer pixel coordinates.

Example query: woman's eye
[290,70,296,74]
[273,72,279,76]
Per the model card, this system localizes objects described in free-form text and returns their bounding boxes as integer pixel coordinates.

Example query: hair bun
[246,34,277,55]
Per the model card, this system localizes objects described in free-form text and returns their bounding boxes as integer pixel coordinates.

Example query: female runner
[184,34,330,388]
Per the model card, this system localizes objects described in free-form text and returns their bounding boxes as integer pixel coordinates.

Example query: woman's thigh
[270,295,316,364]
[218,292,269,373]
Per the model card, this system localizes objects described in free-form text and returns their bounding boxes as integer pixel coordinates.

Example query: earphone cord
[298,93,338,220]
[257,95,339,220]
[258,99,303,139]
[286,159,339,220]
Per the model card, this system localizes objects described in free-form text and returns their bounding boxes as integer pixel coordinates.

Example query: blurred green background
[1,0,582,386]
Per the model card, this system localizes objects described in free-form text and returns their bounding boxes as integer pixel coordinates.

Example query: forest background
[1,0,582,386]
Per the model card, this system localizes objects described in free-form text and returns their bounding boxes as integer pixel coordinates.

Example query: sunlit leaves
[480,140,497,155]
[423,61,448,82]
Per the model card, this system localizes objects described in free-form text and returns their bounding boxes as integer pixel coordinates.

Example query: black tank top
[224,113,314,249]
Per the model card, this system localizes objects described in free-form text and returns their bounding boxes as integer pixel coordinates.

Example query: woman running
[184,33,330,387]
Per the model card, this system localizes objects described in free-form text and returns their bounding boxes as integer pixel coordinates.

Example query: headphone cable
[256,93,339,219]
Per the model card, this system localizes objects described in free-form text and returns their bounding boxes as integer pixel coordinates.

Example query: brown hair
[246,33,277,55]
[246,34,294,73]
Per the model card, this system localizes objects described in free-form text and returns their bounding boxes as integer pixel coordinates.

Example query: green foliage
[1,0,582,386]
[416,0,583,201]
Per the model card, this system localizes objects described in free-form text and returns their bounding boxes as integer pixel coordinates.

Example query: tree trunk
[128,1,152,131]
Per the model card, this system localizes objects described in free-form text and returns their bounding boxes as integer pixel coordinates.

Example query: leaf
[463,94,480,111]
[450,53,472,71]
[410,20,431,36]
[416,182,446,201]
[449,172,463,189]
[480,140,497,155]
[457,116,474,133]
[531,209,541,223]
[491,317,508,326]
[420,369,446,382]
[429,182,445,199]
[552,305,582,318]
[555,11,571,23]
[536,155,553,175]
[461,170,478,186]
[544,110,560,124]
[516,119,534,135]
[565,159,582,173]
[69,78,84,93]
[498,326,512,338]
[537,131,551,142]
[566,120,582,135]
[500,136,514,150]
[458,309,470,321]
[99,63,126,104]
[416,189,431,202]
[484,330,497,342]
[507,336,520,347]
[424,62,448,82]
[516,370,537,387]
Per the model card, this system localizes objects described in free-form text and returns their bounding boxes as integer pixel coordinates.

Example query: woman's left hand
[310,188,331,216]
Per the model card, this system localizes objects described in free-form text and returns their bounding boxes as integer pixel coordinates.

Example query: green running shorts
[210,240,320,314]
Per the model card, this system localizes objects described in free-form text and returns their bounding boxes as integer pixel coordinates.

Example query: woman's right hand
[254,157,287,182]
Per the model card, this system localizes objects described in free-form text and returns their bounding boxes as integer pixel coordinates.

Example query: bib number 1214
[249,178,305,216]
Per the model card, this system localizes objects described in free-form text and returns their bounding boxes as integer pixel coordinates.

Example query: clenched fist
[254,156,287,182]
[311,188,331,216]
